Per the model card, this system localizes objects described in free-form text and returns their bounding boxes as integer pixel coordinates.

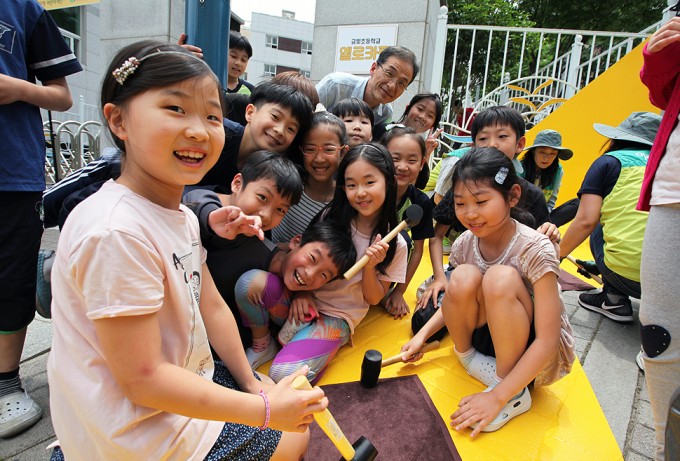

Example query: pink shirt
[312,222,408,333]
[48,181,222,460]
[449,221,575,387]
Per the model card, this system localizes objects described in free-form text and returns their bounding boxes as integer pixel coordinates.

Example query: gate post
[429,5,449,94]
[565,35,583,99]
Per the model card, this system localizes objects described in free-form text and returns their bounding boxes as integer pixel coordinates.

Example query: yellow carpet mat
[261,243,620,460]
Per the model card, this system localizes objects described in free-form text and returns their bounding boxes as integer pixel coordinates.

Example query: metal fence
[441,23,659,128]
[44,120,103,186]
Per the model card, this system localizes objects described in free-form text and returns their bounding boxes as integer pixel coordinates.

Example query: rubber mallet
[343,204,423,280]
[292,375,378,461]
[565,255,603,285]
[360,340,441,388]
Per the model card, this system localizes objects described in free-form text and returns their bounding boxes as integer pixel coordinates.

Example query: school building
[44,0,446,122]
[243,11,314,86]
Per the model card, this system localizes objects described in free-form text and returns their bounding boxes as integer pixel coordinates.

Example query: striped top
[271,191,328,244]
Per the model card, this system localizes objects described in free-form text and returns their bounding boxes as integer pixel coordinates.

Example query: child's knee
[482,265,522,300]
[447,264,482,296]
[235,269,286,310]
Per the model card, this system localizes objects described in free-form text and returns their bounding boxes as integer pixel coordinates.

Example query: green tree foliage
[520,0,666,33]
[441,0,666,116]
[442,0,535,112]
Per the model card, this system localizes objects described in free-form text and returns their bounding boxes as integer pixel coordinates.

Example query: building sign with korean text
[334,24,398,74]
[38,0,99,11]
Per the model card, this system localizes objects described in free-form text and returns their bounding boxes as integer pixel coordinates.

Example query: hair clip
[112,57,140,85]
[495,166,509,185]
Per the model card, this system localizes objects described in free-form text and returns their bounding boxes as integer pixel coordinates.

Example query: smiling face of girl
[343,157,387,227]
[404,97,437,134]
[387,135,425,191]
[106,75,224,207]
[301,125,343,186]
[452,179,520,241]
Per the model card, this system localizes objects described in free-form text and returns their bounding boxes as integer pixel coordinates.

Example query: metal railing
[44,95,100,125]
[60,28,81,60]
[44,120,103,185]
[442,24,658,124]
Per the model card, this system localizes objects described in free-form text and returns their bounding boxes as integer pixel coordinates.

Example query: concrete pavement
[0,227,656,460]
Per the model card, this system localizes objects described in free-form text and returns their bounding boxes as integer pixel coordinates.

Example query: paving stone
[569,302,602,328]
[624,450,654,461]
[630,423,656,458]
[582,317,640,449]
[635,398,655,429]
[574,335,589,362]
[571,322,596,342]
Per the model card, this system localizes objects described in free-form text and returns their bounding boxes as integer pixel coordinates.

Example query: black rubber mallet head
[360,340,441,388]
[343,204,424,279]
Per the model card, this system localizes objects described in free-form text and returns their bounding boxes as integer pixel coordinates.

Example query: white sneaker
[636,349,645,372]
[479,387,532,432]
[0,391,43,438]
[245,338,278,370]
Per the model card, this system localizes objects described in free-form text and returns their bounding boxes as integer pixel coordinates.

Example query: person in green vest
[559,112,661,323]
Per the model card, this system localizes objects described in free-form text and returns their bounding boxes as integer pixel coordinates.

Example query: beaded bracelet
[258,390,270,431]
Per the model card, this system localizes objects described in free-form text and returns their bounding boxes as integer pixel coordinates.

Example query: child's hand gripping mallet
[360,340,441,388]
[291,375,378,461]
[343,204,423,280]
[565,255,603,285]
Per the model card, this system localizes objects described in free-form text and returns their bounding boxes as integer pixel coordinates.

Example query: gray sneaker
[578,291,634,323]
[636,349,645,372]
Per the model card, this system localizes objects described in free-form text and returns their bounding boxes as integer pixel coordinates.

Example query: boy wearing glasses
[316,46,419,140]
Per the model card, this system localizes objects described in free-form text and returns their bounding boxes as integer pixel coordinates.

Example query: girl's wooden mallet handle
[291,375,356,460]
[343,220,409,280]
[565,255,604,285]
[381,340,441,367]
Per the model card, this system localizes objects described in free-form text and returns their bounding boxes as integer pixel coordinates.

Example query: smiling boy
[235,222,356,369]
[197,82,313,193]
[226,31,254,95]
[185,151,355,348]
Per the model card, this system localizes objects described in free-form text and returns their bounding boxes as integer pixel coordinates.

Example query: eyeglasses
[377,63,409,91]
[301,145,343,156]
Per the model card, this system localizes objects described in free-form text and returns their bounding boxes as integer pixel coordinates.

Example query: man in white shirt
[316,46,419,140]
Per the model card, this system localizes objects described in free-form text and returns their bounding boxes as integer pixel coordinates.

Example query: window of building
[264,64,277,77]
[48,7,82,59]
[301,42,312,55]
[266,35,278,49]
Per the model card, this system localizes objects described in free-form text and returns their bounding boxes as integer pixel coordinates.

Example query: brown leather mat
[307,375,461,461]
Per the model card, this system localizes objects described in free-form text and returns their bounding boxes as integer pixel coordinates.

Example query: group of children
[40,37,582,459]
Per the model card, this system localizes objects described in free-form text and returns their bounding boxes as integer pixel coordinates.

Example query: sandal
[0,391,43,438]
[481,387,532,432]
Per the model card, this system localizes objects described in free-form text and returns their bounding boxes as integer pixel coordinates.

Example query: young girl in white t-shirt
[401,147,574,437]
[47,40,326,461]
